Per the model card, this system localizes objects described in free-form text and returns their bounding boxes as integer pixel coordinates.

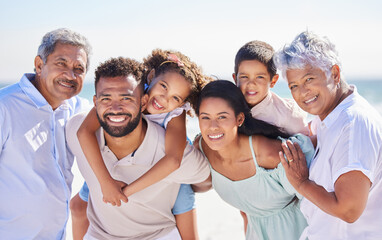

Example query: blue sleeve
[172,184,195,215]
[277,134,315,199]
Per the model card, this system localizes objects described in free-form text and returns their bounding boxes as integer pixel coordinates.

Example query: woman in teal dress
[194,80,315,240]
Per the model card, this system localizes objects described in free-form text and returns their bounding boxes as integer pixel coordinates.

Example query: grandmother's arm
[280,140,371,223]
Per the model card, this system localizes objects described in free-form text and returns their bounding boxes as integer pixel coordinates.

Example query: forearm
[77,129,114,186]
[299,177,368,223]
[299,180,342,218]
[124,155,181,196]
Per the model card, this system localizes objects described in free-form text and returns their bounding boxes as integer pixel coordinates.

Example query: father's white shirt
[66,113,210,240]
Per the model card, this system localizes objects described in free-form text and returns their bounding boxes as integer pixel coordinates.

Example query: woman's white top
[300,85,382,240]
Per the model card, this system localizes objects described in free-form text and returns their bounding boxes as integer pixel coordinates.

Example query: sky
[1,0,382,84]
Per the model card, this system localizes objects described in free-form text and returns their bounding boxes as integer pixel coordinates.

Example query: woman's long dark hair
[195,80,289,139]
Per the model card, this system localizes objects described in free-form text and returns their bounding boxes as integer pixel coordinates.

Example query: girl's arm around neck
[77,107,128,206]
[123,111,187,196]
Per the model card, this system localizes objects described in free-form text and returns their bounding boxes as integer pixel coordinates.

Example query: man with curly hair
[66,57,210,240]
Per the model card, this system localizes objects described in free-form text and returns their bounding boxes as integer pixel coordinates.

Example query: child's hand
[101,179,128,207]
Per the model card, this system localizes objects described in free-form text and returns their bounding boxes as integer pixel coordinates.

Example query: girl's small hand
[101,179,128,207]
[279,140,310,193]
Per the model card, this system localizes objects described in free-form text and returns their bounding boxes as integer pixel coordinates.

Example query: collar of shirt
[320,85,357,129]
[98,115,161,167]
[250,91,272,115]
[19,73,72,111]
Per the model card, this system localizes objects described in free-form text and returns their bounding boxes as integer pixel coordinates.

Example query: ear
[237,112,245,127]
[34,56,44,75]
[331,65,341,84]
[270,74,279,88]
[232,73,237,84]
[93,95,97,106]
[141,94,149,112]
[146,69,156,85]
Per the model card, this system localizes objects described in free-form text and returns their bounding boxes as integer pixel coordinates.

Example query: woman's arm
[123,111,187,196]
[279,140,371,223]
[77,107,127,206]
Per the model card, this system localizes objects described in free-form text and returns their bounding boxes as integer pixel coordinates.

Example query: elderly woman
[274,31,382,239]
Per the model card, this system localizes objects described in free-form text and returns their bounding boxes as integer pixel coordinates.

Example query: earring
[238,123,243,127]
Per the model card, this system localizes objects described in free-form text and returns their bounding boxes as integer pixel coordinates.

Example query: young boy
[232,40,309,136]
[232,40,310,235]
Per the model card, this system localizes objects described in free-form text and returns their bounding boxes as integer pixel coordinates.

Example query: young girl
[72,49,210,240]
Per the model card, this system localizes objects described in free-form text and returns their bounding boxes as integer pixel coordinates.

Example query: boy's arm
[77,107,127,206]
[123,111,187,196]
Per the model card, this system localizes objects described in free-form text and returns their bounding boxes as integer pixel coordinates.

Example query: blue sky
[1,0,382,83]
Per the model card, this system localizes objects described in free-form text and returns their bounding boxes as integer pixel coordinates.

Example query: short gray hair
[274,31,342,79]
[37,28,92,71]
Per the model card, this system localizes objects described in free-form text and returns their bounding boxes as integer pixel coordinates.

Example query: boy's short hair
[234,40,277,78]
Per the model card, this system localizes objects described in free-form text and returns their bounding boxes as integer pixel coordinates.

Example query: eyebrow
[97,93,132,98]
[200,111,230,115]
[55,57,67,62]
[288,72,313,86]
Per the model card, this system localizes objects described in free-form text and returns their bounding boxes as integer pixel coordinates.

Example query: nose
[63,68,76,80]
[209,119,219,130]
[300,84,310,97]
[110,101,123,112]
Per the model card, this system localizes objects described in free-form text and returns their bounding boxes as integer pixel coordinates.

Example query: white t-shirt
[66,113,210,240]
[251,91,309,135]
[299,86,382,240]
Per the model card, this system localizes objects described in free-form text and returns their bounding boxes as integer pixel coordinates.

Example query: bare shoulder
[193,133,202,151]
[252,135,282,169]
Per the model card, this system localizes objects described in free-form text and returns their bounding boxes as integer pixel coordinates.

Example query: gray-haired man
[0,28,91,239]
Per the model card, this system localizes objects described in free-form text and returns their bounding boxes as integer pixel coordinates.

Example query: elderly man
[66,57,210,240]
[0,28,91,239]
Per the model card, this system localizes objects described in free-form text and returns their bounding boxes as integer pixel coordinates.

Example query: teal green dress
[199,134,314,240]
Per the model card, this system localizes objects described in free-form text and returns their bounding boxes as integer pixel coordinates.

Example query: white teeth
[209,134,223,139]
[247,91,257,95]
[58,81,73,88]
[153,99,163,109]
[108,116,125,122]
[305,96,317,104]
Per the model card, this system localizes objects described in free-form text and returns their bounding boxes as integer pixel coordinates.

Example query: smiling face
[34,43,87,109]
[145,71,191,114]
[286,65,340,120]
[235,60,278,108]
[198,97,243,151]
[94,75,144,137]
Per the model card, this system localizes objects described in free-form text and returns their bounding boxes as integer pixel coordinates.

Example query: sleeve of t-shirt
[166,144,210,184]
[65,112,88,157]
[331,115,378,185]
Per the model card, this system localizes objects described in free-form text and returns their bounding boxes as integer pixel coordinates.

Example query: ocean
[1,79,381,239]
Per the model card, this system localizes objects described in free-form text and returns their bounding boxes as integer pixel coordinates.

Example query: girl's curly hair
[142,49,212,115]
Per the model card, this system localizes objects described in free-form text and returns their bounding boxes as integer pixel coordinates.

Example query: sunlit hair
[195,80,288,139]
[274,31,342,79]
[37,28,92,72]
[94,57,145,95]
[234,40,277,78]
[142,49,212,113]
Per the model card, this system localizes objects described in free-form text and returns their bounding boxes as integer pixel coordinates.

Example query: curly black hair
[94,57,144,92]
